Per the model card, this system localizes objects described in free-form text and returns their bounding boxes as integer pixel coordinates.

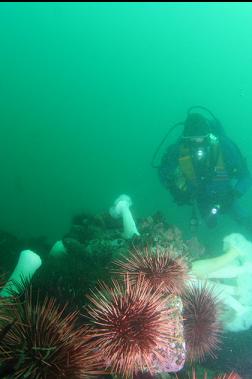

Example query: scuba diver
[154,106,252,232]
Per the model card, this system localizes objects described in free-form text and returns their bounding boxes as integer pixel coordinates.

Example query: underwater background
[0,3,252,379]
[1,2,252,245]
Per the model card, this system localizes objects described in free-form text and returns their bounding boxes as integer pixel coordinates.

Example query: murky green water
[0,4,252,378]
[0,3,252,242]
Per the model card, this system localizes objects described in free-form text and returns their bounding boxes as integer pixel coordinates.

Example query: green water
[1,4,252,378]
[1,1,252,248]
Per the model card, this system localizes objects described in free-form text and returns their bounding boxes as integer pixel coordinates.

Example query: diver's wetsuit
[159,133,252,231]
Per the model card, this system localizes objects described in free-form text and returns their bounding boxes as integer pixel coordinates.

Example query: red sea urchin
[182,283,222,362]
[0,290,98,378]
[113,247,188,296]
[86,275,176,377]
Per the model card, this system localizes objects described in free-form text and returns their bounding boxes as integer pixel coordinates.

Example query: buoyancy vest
[178,142,229,187]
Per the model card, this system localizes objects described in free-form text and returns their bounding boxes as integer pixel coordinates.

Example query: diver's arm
[158,143,192,204]
[222,137,252,197]
[158,143,179,189]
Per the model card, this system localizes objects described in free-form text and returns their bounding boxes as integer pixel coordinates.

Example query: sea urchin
[182,282,222,362]
[113,247,188,296]
[86,275,176,377]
